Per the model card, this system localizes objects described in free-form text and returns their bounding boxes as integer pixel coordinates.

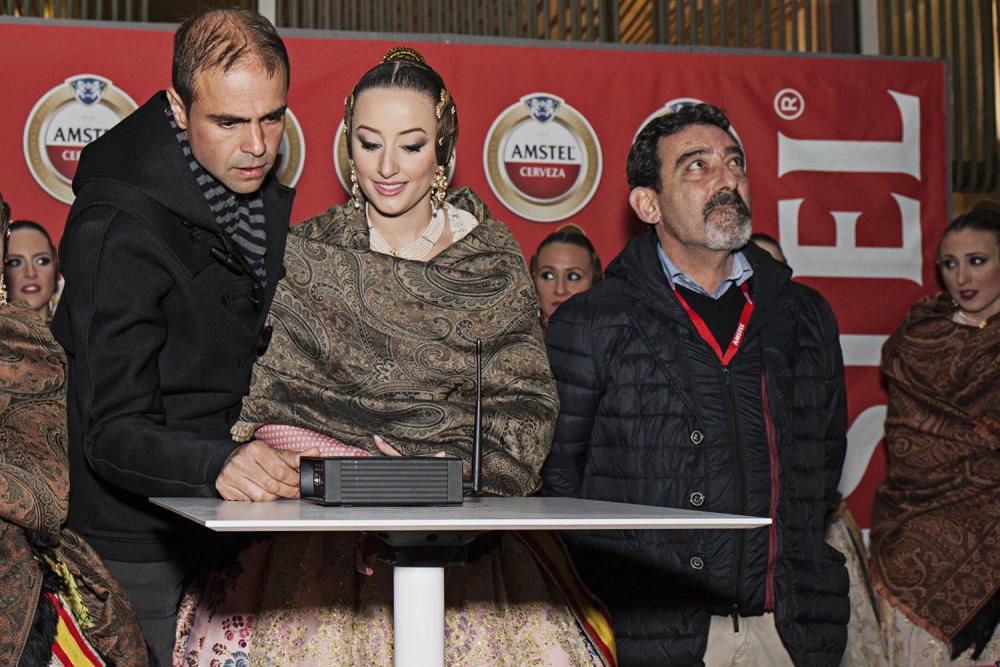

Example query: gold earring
[430,165,447,215]
[350,160,363,211]
[0,201,8,306]
[48,285,59,320]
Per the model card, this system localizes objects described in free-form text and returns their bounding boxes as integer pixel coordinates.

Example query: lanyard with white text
[672,282,754,366]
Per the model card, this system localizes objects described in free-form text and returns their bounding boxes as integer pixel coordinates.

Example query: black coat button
[690,430,704,445]
[689,492,705,507]
[690,556,704,570]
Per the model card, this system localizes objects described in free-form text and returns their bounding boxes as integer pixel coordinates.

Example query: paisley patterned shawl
[0,304,147,665]
[235,188,558,497]
[870,292,1000,641]
[0,305,68,536]
[0,304,68,659]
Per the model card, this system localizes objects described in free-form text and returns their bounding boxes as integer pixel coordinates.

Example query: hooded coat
[51,92,292,563]
[542,232,849,666]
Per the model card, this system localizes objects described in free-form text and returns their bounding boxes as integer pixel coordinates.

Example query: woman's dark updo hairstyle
[344,47,458,167]
[530,224,603,283]
[940,203,1000,251]
[8,220,57,256]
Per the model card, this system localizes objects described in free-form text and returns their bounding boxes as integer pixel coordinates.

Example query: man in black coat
[542,104,849,666]
[51,10,315,665]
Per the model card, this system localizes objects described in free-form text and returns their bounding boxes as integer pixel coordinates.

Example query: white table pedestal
[394,566,445,667]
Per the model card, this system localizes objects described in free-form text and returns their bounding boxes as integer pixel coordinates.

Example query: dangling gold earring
[48,280,60,320]
[430,165,447,215]
[0,201,8,306]
[350,160,363,212]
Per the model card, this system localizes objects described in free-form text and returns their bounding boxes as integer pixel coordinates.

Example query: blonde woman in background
[531,224,602,333]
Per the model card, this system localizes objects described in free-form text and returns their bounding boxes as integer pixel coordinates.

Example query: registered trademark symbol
[773,88,804,120]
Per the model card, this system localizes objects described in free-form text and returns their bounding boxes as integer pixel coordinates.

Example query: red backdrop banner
[0,21,950,526]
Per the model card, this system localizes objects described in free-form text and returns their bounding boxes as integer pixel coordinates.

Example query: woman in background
[531,224,602,333]
[0,193,146,666]
[3,219,61,324]
[870,206,1000,665]
[175,48,614,667]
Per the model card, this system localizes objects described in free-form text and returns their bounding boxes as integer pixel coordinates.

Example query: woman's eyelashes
[539,270,584,282]
[941,254,992,270]
[358,138,427,154]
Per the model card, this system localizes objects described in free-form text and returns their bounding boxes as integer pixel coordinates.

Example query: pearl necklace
[367,204,447,260]
[954,309,988,329]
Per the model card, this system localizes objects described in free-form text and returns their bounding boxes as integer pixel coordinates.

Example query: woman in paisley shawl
[174,49,615,666]
[0,193,147,666]
[870,205,1000,666]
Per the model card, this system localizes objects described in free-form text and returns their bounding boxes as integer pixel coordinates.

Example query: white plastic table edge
[153,496,769,667]
[151,496,771,532]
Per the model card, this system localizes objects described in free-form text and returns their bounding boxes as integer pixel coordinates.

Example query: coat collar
[607,229,793,335]
[72,92,294,287]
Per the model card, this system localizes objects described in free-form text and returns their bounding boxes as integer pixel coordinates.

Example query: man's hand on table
[216,439,321,501]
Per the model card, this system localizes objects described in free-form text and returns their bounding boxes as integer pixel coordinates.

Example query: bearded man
[541,103,849,667]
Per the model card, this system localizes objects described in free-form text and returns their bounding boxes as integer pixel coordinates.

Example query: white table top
[151,496,770,532]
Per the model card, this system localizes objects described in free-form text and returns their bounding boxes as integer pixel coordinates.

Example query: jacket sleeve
[540,300,601,498]
[55,206,233,497]
[817,299,848,506]
[790,289,848,509]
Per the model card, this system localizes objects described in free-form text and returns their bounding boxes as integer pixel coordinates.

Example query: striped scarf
[165,103,267,281]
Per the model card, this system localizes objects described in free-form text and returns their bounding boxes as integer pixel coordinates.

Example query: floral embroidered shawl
[234,189,558,497]
[870,292,1000,641]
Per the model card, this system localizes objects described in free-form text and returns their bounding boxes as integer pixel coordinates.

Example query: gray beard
[705,212,752,251]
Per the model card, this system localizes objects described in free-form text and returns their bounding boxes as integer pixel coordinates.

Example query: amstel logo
[483,93,601,223]
[332,120,454,196]
[23,74,137,204]
[275,108,305,188]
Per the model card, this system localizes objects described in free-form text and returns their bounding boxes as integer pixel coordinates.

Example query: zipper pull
[731,603,740,632]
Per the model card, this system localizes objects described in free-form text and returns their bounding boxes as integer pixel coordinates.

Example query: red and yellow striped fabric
[46,592,105,667]
[518,531,618,667]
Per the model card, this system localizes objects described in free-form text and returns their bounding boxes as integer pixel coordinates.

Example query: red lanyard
[672,282,754,366]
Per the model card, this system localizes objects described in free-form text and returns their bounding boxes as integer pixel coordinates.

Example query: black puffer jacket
[52,93,292,563]
[542,232,848,667]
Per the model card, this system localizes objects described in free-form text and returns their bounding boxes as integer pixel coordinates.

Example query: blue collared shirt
[657,245,754,300]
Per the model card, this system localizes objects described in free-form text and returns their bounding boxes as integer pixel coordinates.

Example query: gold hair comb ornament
[436,88,450,120]
[382,46,425,64]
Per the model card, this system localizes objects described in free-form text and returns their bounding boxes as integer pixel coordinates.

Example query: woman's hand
[372,435,401,456]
